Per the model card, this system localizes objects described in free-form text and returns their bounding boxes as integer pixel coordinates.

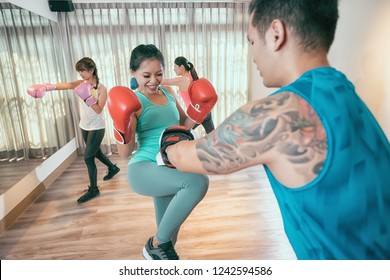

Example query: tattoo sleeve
[196,92,327,176]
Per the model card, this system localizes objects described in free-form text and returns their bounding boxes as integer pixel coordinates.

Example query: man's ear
[269,19,286,51]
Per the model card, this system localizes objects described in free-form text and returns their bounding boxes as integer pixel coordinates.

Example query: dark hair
[75,57,99,89]
[249,0,339,52]
[174,56,199,81]
[130,44,165,71]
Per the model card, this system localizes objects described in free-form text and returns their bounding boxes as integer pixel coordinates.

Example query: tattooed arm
[166,92,327,187]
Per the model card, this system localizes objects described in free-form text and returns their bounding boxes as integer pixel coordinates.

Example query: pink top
[178,73,193,108]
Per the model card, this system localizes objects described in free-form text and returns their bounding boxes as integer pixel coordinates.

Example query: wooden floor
[0,154,296,260]
[0,158,45,195]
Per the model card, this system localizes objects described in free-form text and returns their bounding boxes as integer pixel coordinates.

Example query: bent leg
[94,129,116,168]
[128,161,209,243]
[82,129,105,187]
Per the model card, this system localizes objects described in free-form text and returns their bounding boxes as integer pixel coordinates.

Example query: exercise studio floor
[0,154,296,260]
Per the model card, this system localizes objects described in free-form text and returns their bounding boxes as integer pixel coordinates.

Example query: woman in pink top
[162,56,215,134]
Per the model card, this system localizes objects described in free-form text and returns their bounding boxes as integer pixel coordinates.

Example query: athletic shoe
[142,237,179,260]
[103,164,120,181]
[77,186,100,203]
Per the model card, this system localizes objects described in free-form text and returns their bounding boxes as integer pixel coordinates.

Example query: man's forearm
[167,140,206,174]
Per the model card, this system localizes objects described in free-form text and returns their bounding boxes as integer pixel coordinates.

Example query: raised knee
[188,174,209,196]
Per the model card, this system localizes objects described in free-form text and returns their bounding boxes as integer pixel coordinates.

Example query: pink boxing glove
[74,82,97,106]
[27,83,56,98]
[187,78,218,123]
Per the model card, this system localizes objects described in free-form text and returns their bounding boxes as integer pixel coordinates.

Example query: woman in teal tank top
[117,44,209,260]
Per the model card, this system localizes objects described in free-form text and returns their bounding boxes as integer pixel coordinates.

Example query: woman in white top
[27,57,120,203]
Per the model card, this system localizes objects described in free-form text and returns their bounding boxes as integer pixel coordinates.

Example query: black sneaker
[77,186,100,203]
[142,237,179,260]
[103,164,120,181]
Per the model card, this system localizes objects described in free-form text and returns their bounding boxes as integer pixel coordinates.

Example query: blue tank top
[130,87,180,164]
[264,67,390,259]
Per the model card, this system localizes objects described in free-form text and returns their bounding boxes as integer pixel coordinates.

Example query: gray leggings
[128,161,209,244]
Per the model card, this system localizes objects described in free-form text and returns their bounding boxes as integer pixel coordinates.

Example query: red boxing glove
[159,126,195,168]
[27,83,56,98]
[187,78,218,123]
[107,86,142,144]
[74,82,96,106]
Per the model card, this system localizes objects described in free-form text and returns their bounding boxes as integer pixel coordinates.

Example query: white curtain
[0,1,250,159]
[0,3,75,161]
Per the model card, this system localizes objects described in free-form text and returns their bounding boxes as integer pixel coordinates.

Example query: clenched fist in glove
[27,83,56,98]
[107,86,142,144]
[159,126,195,168]
[74,81,97,106]
[187,78,218,123]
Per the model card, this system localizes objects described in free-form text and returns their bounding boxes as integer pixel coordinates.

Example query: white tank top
[78,83,105,131]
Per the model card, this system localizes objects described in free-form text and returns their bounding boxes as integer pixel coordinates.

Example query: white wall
[249,0,390,138]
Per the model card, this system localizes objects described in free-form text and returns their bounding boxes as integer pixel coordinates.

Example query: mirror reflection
[0,2,74,194]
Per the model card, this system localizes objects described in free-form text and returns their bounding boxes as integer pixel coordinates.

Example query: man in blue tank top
[163,0,390,259]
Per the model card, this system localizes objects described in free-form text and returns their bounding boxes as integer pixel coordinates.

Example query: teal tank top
[130,87,180,164]
[264,67,390,259]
